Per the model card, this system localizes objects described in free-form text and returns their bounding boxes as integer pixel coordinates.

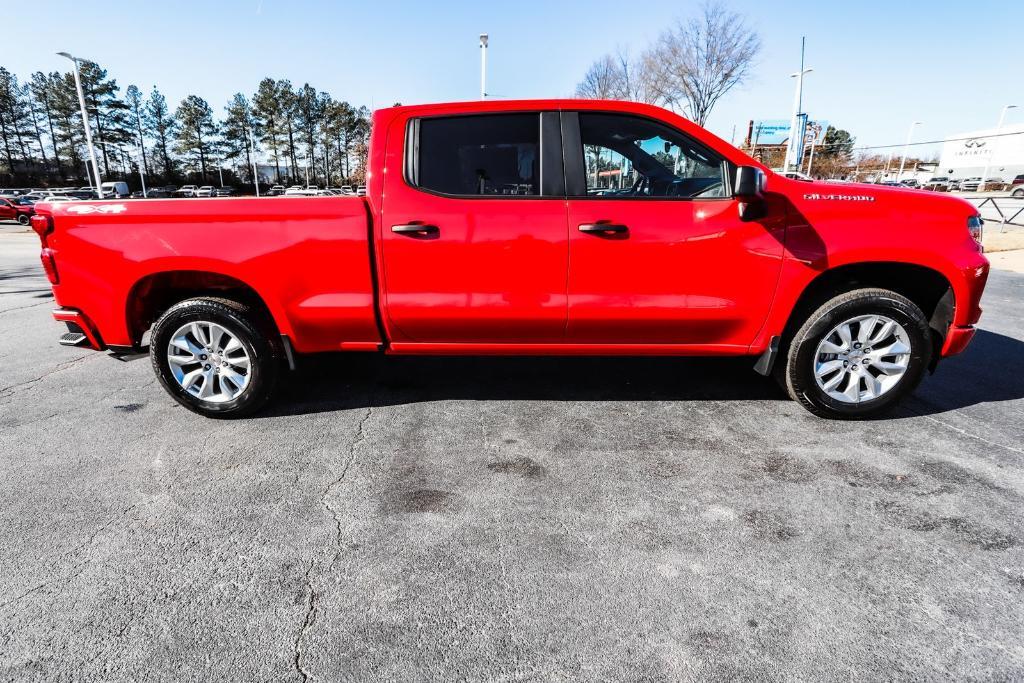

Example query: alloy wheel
[813,314,911,403]
[166,321,251,403]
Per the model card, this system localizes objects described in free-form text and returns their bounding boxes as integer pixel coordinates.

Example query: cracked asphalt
[1,225,1023,680]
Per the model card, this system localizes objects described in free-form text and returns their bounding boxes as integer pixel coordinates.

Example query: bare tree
[642,1,760,126]
[576,53,625,100]
[575,49,656,103]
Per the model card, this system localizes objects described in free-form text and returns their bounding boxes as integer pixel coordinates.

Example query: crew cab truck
[31,99,989,419]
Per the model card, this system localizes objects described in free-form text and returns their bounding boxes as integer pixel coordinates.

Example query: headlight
[967,215,983,248]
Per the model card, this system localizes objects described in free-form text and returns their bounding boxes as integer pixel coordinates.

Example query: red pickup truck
[31,99,989,419]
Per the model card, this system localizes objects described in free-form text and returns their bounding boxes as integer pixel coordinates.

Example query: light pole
[784,38,811,172]
[979,104,1017,192]
[479,33,488,100]
[135,144,147,198]
[249,128,260,197]
[57,52,104,199]
[897,121,922,183]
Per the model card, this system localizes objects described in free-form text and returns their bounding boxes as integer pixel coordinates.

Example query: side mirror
[734,166,766,221]
[734,166,766,199]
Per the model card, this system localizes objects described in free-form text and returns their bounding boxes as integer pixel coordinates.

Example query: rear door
[380,111,569,343]
[562,111,784,347]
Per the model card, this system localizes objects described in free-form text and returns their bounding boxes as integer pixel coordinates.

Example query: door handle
[578,222,628,237]
[391,223,440,238]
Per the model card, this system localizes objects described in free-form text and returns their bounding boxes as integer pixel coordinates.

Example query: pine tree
[222,93,258,182]
[175,95,218,181]
[295,83,321,185]
[125,85,150,176]
[252,78,284,183]
[143,87,176,181]
[77,61,131,177]
[30,71,63,178]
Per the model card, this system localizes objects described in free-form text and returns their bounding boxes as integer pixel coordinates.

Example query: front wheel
[150,297,279,418]
[779,288,933,419]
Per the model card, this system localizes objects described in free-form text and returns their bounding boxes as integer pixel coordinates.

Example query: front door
[563,112,784,347]
[0,199,16,221]
[380,112,569,344]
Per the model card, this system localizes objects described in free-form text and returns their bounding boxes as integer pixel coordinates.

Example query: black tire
[17,214,29,225]
[149,297,279,418]
[779,288,932,419]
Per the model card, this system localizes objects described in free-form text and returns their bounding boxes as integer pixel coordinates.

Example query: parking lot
[1,224,1022,679]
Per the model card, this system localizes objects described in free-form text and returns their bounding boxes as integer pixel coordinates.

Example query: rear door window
[412,114,540,196]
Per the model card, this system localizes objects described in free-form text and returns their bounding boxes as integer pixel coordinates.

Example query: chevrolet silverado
[31,99,989,418]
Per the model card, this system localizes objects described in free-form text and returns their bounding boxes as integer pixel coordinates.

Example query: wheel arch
[779,261,954,352]
[126,269,286,348]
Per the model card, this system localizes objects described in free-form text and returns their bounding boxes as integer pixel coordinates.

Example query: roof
[373,99,759,169]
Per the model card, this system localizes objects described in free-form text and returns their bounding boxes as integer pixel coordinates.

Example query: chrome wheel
[813,314,911,404]
[166,321,251,403]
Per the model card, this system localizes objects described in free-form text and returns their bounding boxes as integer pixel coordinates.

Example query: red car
[0,196,35,225]
[31,99,989,419]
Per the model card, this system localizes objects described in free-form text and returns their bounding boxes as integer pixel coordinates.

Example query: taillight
[30,214,53,246]
[40,247,59,284]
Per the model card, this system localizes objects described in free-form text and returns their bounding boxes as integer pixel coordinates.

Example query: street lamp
[896,121,922,183]
[784,38,811,172]
[979,104,1017,192]
[479,33,488,100]
[57,52,104,199]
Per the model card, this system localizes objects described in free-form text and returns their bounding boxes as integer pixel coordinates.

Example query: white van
[100,181,130,198]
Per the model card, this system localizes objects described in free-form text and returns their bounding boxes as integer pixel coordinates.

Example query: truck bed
[42,197,381,353]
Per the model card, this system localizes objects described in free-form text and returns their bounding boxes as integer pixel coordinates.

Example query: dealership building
[937,123,1024,181]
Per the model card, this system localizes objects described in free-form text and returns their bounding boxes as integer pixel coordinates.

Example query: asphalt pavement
[1,225,1022,680]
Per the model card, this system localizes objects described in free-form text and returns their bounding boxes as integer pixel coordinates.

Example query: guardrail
[969,196,1024,231]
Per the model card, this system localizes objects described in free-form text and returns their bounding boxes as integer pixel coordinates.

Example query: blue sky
[5,0,1018,153]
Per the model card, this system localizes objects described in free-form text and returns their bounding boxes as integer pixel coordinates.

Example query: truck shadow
[261,329,1024,418]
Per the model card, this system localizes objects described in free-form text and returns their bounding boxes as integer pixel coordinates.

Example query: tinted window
[416,114,540,196]
[577,113,726,198]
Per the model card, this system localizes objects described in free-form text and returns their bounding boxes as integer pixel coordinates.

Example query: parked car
[1010,174,1024,188]
[195,186,217,197]
[175,185,200,197]
[131,186,178,199]
[976,178,1006,191]
[899,179,921,189]
[64,189,98,200]
[31,98,989,420]
[100,181,130,198]
[355,185,366,196]
[265,185,286,196]
[214,186,236,197]
[923,177,952,192]
[957,177,984,192]
[0,196,34,224]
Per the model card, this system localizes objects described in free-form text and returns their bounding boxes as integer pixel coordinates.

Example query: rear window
[414,114,540,196]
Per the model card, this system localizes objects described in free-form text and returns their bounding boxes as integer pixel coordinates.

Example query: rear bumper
[52,308,105,351]
[941,324,976,357]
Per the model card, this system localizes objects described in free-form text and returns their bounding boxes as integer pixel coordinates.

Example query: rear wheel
[17,214,29,225]
[150,297,279,418]
[779,288,932,419]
